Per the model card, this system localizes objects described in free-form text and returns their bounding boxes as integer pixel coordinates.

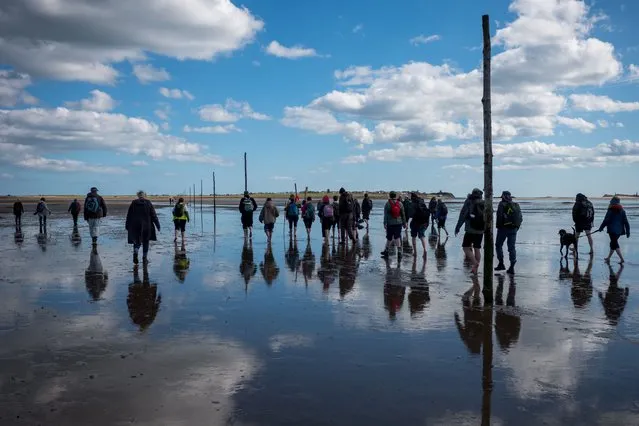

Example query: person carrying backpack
[409,192,430,258]
[318,195,334,242]
[573,193,595,255]
[34,197,51,234]
[238,191,258,239]
[84,187,108,245]
[68,198,82,226]
[381,191,407,259]
[436,199,449,237]
[331,195,340,239]
[429,197,438,232]
[338,187,356,244]
[361,193,373,229]
[598,196,630,264]
[495,191,522,274]
[172,197,190,245]
[259,197,280,243]
[303,196,316,240]
[13,198,24,232]
[285,194,300,238]
[455,188,485,275]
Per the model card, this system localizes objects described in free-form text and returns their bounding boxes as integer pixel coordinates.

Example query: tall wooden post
[213,172,217,228]
[244,152,248,193]
[481,305,494,425]
[482,14,494,304]
[189,187,192,207]
[200,179,203,211]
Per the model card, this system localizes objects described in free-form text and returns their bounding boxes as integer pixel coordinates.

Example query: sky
[1,0,639,197]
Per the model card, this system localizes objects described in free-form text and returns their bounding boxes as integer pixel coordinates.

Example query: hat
[339,187,345,194]
[322,195,330,203]
[243,191,249,196]
[471,188,483,197]
[90,187,98,192]
[389,191,397,199]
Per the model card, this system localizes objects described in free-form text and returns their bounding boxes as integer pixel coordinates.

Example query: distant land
[603,193,639,198]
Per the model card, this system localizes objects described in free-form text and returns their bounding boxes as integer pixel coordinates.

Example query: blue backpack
[287,202,299,217]
[85,196,100,214]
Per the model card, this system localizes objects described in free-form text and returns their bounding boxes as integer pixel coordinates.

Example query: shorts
[386,224,403,241]
[303,218,314,229]
[438,216,447,228]
[332,217,340,229]
[609,233,620,250]
[322,218,333,233]
[362,211,370,220]
[241,214,254,229]
[174,219,186,232]
[264,223,274,232]
[410,223,426,238]
[462,233,483,249]
[575,223,592,233]
[288,215,299,228]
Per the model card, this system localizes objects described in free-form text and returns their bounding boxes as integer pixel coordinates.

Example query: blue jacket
[598,201,630,237]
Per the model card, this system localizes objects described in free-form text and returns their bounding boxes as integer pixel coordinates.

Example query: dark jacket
[353,199,361,220]
[13,201,24,216]
[68,201,81,215]
[238,197,258,215]
[339,192,354,216]
[411,197,429,226]
[362,197,373,213]
[455,192,485,235]
[403,198,415,219]
[429,199,437,213]
[572,193,594,226]
[598,200,630,237]
[125,198,160,244]
[496,196,522,230]
[84,192,108,220]
[436,201,448,219]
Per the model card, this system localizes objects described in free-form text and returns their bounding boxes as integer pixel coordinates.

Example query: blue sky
[1,0,638,197]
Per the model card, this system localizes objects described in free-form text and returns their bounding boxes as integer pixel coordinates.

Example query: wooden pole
[213,172,217,227]
[244,152,248,192]
[200,179,203,211]
[481,304,494,426]
[189,187,192,207]
[482,14,494,304]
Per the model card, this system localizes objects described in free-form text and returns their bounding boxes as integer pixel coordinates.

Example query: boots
[507,263,515,275]
[495,262,506,271]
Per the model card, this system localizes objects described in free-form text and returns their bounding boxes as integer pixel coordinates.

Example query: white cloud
[628,64,639,80]
[132,160,149,166]
[409,34,441,45]
[159,87,194,100]
[615,122,624,128]
[442,164,480,171]
[183,124,240,134]
[282,107,374,144]
[597,120,609,128]
[570,94,639,113]
[252,60,261,67]
[265,41,319,59]
[556,116,596,133]
[65,90,116,112]
[198,99,269,122]
[270,176,294,181]
[161,122,170,131]
[0,146,128,174]
[1,172,14,179]
[154,105,171,121]
[0,0,263,84]
[132,64,170,84]
[352,24,364,34]
[342,155,367,164]
[0,70,38,107]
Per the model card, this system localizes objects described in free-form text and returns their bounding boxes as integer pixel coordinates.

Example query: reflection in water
[71,224,82,247]
[14,230,24,244]
[127,265,162,331]
[317,242,337,292]
[336,243,359,298]
[260,244,280,286]
[173,242,190,283]
[402,233,413,255]
[361,233,371,260]
[37,233,47,252]
[455,276,483,354]
[285,238,300,273]
[239,240,257,288]
[301,241,316,285]
[435,236,448,271]
[85,246,108,301]
[599,264,628,325]
[495,274,521,352]
[408,257,429,317]
[429,233,438,251]
[571,256,593,309]
[383,258,405,321]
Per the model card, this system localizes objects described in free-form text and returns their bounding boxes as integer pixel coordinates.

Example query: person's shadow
[435,236,448,271]
[408,257,429,317]
[85,245,108,301]
[127,265,162,331]
[14,230,24,245]
[301,241,316,286]
[37,232,48,252]
[260,243,280,286]
[495,274,521,352]
[239,239,257,289]
[71,224,82,248]
[571,255,593,309]
[317,241,337,292]
[285,237,300,273]
[599,264,628,325]
[454,275,483,354]
[173,242,190,283]
[337,243,359,299]
[383,257,405,321]
[361,233,371,260]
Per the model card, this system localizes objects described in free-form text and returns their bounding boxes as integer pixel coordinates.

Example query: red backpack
[390,200,401,219]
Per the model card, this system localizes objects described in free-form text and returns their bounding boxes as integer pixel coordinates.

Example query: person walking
[238,191,258,239]
[598,196,630,264]
[409,192,430,258]
[13,198,24,232]
[338,188,356,244]
[125,191,160,265]
[362,193,373,230]
[303,196,316,240]
[352,197,362,239]
[84,187,108,245]
[331,195,340,240]
[68,198,82,226]
[455,188,485,275]
[318,195,334,242]
[495,191,523,275]
[259,197,280,244]
[436,199,449,237]
[573,193,595,255]
[284,194,300,238]
[429,197,438,234]
[381,191,407,259]
[34,197,51,234]
[172,197,190,245]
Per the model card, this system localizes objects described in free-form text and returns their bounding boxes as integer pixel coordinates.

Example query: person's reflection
[435,236,448,271]
[494,274,521,352]
[383,257,405,321]
[71,224,82,248]
[14,230,24,245]
[571,255,593,309]
[337,243,359,298]
[317,242,337,292]
[361,233,371,260]
[301,241,316,286]
[173,242,190,283]
[559,257,573,282]
[85,245,108,301]
[402,233,413,256]
[454,275,483,354]
[127,265,161,331]
[428,232,438,251]
[285,237,300,273]
[239,239,257,287]
[260,243,280,286]
[599,263,628,325]
[408,257,429,317]
[37,232,47,252]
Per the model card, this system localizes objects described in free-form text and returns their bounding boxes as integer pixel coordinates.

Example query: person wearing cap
[238,190,258,239]
[495,191,522,274]
[381,191,407,259]
[84,187,108,245]
[455,188,485,275]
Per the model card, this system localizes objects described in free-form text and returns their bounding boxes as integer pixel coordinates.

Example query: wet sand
[1,199,638,425]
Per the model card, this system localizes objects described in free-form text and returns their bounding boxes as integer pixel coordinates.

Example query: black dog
[558,228,577,258]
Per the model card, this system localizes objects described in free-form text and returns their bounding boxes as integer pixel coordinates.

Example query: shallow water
[1,200,639,425]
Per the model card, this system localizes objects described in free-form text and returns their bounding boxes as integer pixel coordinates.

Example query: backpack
[341,193,354,214]
[389,200,401,219]
[502,202,522,228]
[36,202,45,213]
[243,198,254,213]
[581,200,594,223]
[305,204,315,220]
[85,196,100,214]
[469,201,485,230]
[415,199,430,223]
[439,203,448,217]
[403,199,413,219]
[173,203,185,218]
[287,202,299,217]
[323,204,334,218]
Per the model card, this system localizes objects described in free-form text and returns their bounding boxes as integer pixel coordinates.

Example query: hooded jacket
[125,198,160,244]
[572,193,594,226]
[239,196,258,215]
[84,192,108,220]
[496,191,522,229]
[455,189,485,235]
[259,200,280,225]
[383,198,407,227]
[598,198,630,237]
[13,201,24,216]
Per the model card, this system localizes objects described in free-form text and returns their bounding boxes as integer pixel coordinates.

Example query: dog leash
[576,229,601,239]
